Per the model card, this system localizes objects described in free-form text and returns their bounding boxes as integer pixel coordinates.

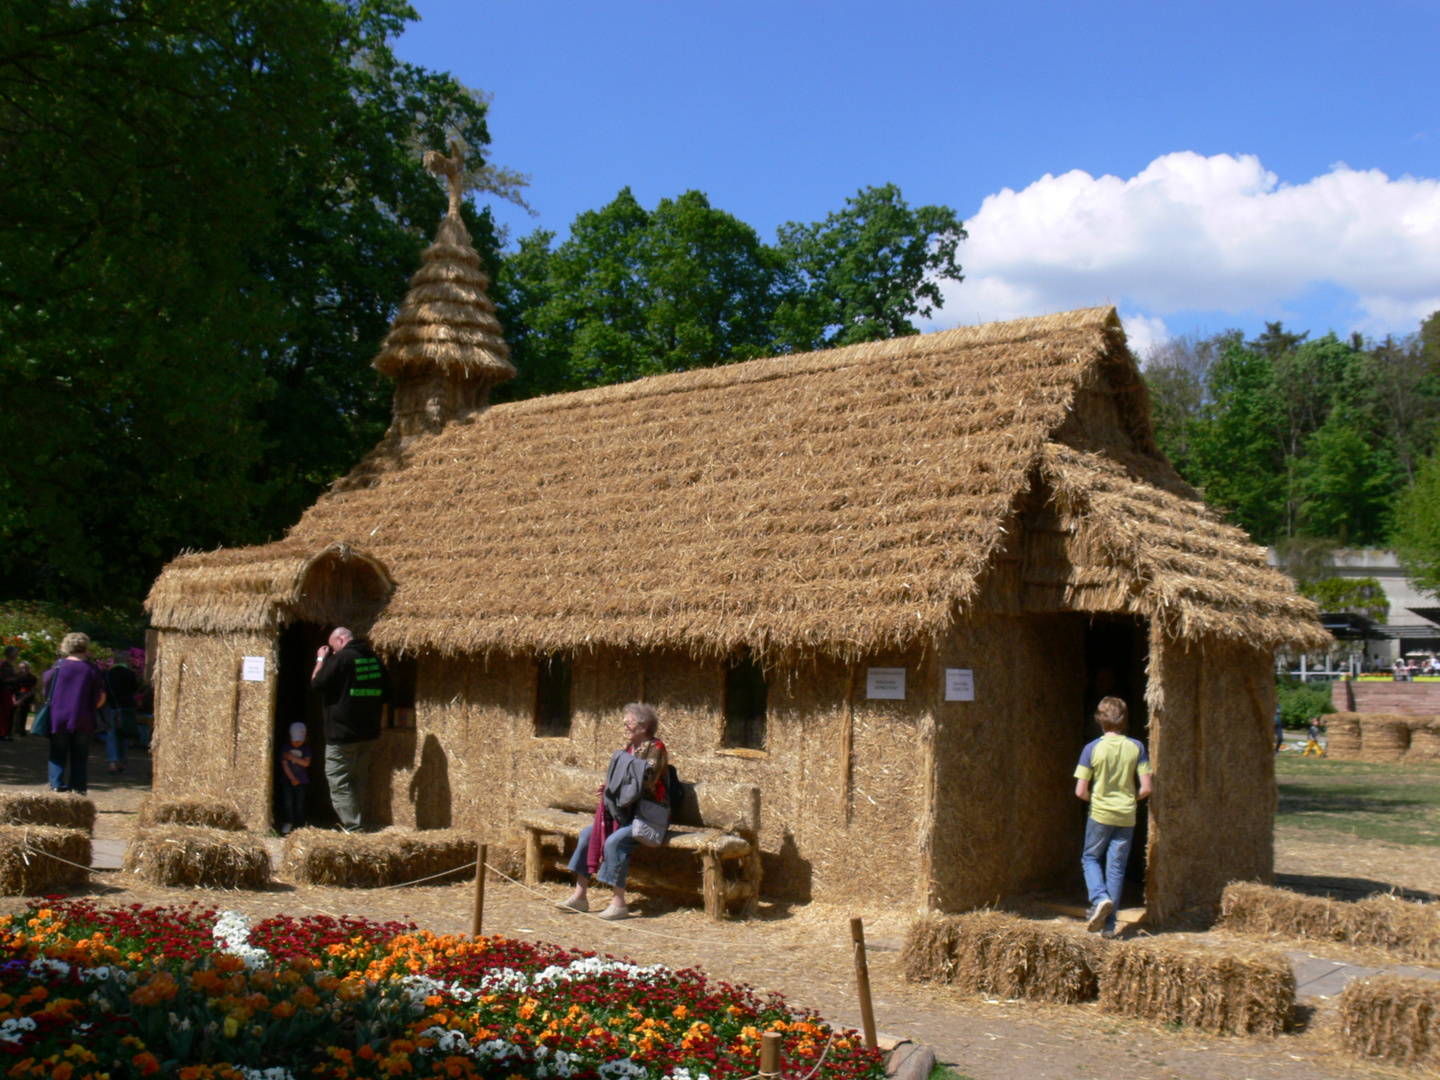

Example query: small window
[724,654,767,750]
[386,656,418,729]
[535,654,573,737]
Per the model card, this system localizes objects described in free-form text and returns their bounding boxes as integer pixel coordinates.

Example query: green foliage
[1395,449,1440,599]
[0,599,142,670]
[1276,676,1336,729]
[499,184,965,398]
[0,0,503,603]
[1298,577,1389,622]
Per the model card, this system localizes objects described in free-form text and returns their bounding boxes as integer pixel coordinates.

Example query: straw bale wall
[369,645,932,906]
[151,629,277,830]
[928,615,1088,910]
[1145,635,1276,924]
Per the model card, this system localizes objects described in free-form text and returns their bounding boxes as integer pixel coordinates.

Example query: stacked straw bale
[1221,882,1440,961]
[1098,939,1294,1035]
[124,826,271,889]
[1361,714,1412,762]
[1339,976,1440,1069]
[137,797,245,831]
[0,793,96,833]
[280,828,476,888]
[0,826,91,895]
[1407,719,1440,761]
[901,912,1100,1005]
[1324,713,1362,759]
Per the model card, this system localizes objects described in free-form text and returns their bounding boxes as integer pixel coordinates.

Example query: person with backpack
[102,653,140,772]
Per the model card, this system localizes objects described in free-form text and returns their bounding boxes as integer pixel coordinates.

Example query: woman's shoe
[597,901,629,921]
[556,895,589,913]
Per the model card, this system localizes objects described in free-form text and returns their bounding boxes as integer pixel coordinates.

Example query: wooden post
[840,666,855,825]
[849,916,878,1050]
[760,1031,783,1079]
[471,843,487,939]
[524,828,542,886]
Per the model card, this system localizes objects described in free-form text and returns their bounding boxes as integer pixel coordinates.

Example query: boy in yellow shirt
[1075,696,1154,938]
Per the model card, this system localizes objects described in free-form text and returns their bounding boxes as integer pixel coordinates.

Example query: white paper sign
[945,668,975,702]
[241,656,267,682]
[866,667,906,700]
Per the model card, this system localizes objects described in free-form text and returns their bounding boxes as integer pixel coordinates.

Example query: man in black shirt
[311,627,391,832]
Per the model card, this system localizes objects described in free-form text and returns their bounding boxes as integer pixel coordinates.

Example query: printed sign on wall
[945,668,975,702]
[241,656,267,682]
[866,667,906,700]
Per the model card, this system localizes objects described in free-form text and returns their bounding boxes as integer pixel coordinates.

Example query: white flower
[212,910,271,972]
[28,958,70,978]
[237,1068,294,1080]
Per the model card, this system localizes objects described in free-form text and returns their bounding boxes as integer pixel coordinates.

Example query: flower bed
[0,901,881,1080]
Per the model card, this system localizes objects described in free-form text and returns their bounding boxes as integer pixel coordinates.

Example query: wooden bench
[518,767,761,920]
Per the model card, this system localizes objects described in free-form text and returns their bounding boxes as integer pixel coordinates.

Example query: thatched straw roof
[149,306,1328,657]
[370,147,514,386]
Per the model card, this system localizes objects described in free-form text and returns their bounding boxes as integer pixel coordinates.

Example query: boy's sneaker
[1086,899,1114,932]
[1100,928,1118,940]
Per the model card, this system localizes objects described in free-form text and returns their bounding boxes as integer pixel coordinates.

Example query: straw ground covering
[1338,976,1440,1070]
[1221,881,1440,960]
[1098,939,1295,1036]
[137,795,246,830]
[280,827,477,887]
[150,307,1327,664]
[123,826,272,889]
[0,791,95,832]
[900,911,1099,1004]
[0,825,90,895]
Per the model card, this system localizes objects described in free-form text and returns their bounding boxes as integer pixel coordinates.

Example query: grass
[928,1064,976,1080]
[1277,755,1440,846]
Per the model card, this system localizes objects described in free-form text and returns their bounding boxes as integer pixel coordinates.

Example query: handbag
[632,797,670,847]
[30,700,50,737]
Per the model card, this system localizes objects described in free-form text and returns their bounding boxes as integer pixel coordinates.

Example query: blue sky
[396,1,1440,356]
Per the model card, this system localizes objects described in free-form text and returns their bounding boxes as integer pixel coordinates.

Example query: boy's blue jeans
[1081,818,1134,932]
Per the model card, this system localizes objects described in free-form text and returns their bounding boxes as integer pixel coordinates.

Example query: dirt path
[0,735,1421,1080]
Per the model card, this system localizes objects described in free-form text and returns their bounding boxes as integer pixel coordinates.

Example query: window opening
[535,654,573,736]
[386,656,418,728]
[724,654,768,750]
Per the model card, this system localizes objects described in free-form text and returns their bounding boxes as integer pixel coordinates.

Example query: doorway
[1082,616,1150,888]
[274,621,338,830]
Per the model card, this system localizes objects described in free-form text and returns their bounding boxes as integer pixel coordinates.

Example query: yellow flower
[223,1015,240,1040]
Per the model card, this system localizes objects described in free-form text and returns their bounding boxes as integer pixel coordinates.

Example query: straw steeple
[373,142,515,436]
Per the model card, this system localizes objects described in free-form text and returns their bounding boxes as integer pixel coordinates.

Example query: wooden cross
[424,141,465,218]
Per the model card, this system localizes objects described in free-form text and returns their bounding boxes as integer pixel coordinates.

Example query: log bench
[518,766,761,920]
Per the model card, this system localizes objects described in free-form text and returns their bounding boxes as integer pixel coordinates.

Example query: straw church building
[147,153,1328,921]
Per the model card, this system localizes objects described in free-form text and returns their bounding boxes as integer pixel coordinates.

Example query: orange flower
[518,999,538,1021]
[179,1067,208,1080]
[357,1046,376,1061]
[270,1000,297,1019]
[51,1065,73,1080]
[213,955,246,975]
[133,1052,161,1076]
[672,1005,688,1020]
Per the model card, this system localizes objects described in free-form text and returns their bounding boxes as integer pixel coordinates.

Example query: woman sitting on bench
[558,703,669,920]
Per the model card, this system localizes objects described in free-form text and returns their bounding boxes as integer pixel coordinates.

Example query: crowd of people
[0,634,154,794]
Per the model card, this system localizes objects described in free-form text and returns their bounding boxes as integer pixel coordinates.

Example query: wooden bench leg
[701,851,724,920]
[742,847,762,919]
[524,827,543,887]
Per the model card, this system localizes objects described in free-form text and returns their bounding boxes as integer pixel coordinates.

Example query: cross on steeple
[423,141,465,219]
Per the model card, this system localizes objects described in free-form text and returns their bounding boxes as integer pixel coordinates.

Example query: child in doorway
[1075,696,1153,939]
[1303,717,1325,757]
[279,722,312,835]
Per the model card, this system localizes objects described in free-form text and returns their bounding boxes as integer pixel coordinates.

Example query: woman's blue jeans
[47,731,89,794]
[568,822,639,889]
[1081,818,1134,932]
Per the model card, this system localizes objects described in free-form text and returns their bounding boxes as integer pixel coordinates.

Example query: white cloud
[1119,313,1168,358]
[936,152,1440,339]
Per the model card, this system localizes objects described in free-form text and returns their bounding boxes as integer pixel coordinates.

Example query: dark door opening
[275,621,338,830]
[1082,616,1150,888]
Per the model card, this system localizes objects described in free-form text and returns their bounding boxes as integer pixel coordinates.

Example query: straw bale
[900,912,1100,1005]
[1326,713,1363,759]
[1221,882,1440,961]
[150,306,1326,662]
[1098,938,1294,1035]
[123,826,272,889]
[1361,714,1412,761]
[0,826,91,895]
[280,828,476,888]
[0,793,96,833]
[137,797,245,831]
[1408,720,1440,761]
[1338,976,1440,1069]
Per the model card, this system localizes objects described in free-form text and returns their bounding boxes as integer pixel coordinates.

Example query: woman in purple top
[42,633,106,794]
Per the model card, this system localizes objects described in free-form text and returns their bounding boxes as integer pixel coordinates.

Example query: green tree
[1141,331,1235,474]
[775,184,966,349]
[1296,409,1396,543]
[1395,450,1440,599]
[1297,577,1389,622]
[0,0,510,601]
